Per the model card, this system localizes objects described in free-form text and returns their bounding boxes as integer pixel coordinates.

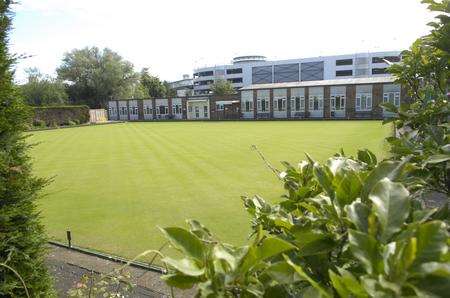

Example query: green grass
[29,121,390,259]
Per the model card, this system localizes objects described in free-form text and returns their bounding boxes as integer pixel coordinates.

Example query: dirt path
[46,244,194,297]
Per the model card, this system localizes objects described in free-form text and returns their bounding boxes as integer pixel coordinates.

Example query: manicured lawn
[29,121,389,259]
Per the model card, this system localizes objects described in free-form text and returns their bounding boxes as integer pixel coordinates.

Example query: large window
[257,90,270,112]
[372,56,401,64]
[144,105,152,115]
[309,95,323,110]
[108,107,117,115]
[383,92,400,107]
[331,95,345,111]
[356,85,372,111]
[172,104,182,114]
[372,68,387,74]
[241,90,254,112]
[120,106,127,115]
[203,105,208,117]
[273,89,287,112]
[227,78,243,84]
[158,105,168,115]
[130,106,138,115]
[216,103,224,111]
[290,88,305,112]
[356,94,372,111]
[336,59,353,66]
[226,68,242,74]
[336,70,353,77]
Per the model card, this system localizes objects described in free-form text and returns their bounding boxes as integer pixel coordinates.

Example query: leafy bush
[159,152,449,297]
[32,105,90,127]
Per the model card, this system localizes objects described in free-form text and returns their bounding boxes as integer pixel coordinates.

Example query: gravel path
[46,244,194,297]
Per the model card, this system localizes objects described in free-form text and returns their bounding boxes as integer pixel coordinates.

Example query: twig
[250,145,281,180]
[0,263,30,298]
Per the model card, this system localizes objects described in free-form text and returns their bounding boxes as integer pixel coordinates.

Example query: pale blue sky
[11,0,434,83]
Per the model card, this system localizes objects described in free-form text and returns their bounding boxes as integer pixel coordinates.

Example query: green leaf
[348,229,379,274]
[414,221,448,265]
[368,178,410,242]
[284,255,332,298]
[239,237,295,274]
[361,160,409,200]
[346,201,370,232]
[425,154,450,164]
[187,219,212,241]
[160,227,205,261]
[263,261,300,284]
[313,163,334,198]
[290,226,336,256]
[161,257,205,276]
[357,149,378,167]
[329,268,369,298]
[161,273,201,289]
[335,171,363,207]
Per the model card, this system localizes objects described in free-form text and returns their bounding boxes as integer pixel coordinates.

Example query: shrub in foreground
[0,0,54,296]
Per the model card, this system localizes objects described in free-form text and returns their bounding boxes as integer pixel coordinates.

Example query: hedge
[32,105,90,127]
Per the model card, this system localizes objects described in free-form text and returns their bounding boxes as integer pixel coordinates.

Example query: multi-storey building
[192,51,401,95]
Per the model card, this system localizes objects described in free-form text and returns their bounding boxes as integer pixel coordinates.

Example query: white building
[193,51,401,95]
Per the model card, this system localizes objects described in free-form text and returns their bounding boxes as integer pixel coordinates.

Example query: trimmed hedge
[32,105,90,127]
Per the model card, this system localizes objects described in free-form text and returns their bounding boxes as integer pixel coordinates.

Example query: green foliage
[210,79,236,96]
[32,105,90,127]
[19,67,68,106]
[0,0,54,296]
[57,46,139,108]
[139,68,175,99]
[160,153,449,297]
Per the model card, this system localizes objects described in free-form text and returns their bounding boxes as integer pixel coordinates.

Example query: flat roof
[240,76,397,91]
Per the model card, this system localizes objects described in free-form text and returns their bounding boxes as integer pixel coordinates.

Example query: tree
[57,47,138,108]
[19,67,68,106]
[210,79,235,96]
[163,80,177,98]
[0,0,54,296]
[139,68,167,98]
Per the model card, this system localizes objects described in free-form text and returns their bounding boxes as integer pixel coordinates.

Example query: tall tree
[210,79,235,96]
[0,1,54,296]
[139,68,167,98]
[57,47,138,108]
[20,67,68,106]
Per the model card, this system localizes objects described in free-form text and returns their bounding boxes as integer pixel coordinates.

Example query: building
[192,51,401,95]
[108,76,407,122]
[168,74,193,97]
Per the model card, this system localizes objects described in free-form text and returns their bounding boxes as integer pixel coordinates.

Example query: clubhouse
[107,76,407,121]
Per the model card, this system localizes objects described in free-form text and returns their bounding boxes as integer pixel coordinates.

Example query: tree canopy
[210,79,235,96]
[19,68,68,106]
[57,47,139,108]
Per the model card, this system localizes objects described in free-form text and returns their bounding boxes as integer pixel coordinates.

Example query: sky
[11,0,435,83]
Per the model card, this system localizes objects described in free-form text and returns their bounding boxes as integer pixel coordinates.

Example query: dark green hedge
[32,105,90,127]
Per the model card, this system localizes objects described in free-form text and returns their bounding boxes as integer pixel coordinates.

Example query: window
[188,106,192,113]
[158,105,167,115]
[244,101,253,112]
[241,90,253,112]
[331,95,345,111]
[195,106,199,118]
[257,90,270,112]
[226,68,242,74]
[336,70,353,77]
[290,88,305,112]
[173,104,181,114]
[273,89,287,111]
[144,105,152,114]
[216,103,224,111]
[203,106,208,117]
[120,107,127,115]
[195,80,214,86]
[130,106,138,115]
[356,93,372,111]
[372,68,388,74]
[336,59,353,66]
[383,92,400,107]
[227,78,243,84]
[108,107,117,115]
[198,71,213,77]
[372,56,401,64]
[309,95,323,110]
